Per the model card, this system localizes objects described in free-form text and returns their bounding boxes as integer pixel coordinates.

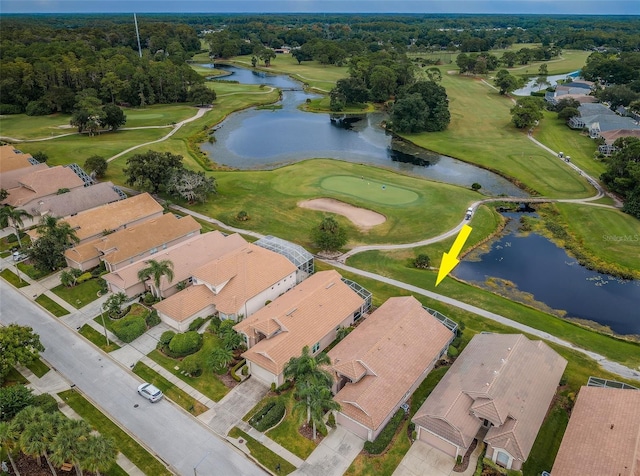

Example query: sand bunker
[299,198,386,230]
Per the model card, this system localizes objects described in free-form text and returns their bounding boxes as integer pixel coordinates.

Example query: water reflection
[200,64,527,197]
[454,213,640,335]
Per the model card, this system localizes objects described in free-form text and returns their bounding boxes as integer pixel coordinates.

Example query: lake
[454,213,640,335]
[513,70,581,96]
[201,64,526,197]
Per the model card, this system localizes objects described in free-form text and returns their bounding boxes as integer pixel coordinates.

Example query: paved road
[0,281,266,476]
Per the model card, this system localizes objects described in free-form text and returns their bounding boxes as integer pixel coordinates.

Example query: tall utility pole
[134,13,142,58]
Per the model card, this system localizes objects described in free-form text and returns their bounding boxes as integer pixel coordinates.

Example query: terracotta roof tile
[65,214,200,267]
[61,193,163,242]
[1,163,49,191]
[236,270,365,376]
[153,284,214,322]
[3,166,84,206]
[0,147,34,173]
[552,386,640,476]
[413,334,566,461]
[328,296,454,433]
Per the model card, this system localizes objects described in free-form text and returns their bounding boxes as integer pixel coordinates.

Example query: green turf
[35,294,70,317]
[25,358,50,378]
[0,268,29,288]
[51,279,102,309]
[321,175,419,205]
[79,324,121,353]
[228,427,296,475]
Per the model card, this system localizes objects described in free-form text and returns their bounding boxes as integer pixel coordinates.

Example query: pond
[513,70,581,96]
[200,64,527,197]
[454,213,640,336]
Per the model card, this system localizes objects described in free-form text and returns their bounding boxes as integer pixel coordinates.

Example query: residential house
[64,213,201,271]
[551,385,640,476]
[568,103,640,138]
[0,145,38,173]
[57,193,164,244]
[2,165,85,207]
[234,270,371,387]
[0,163,49,193]
[598,129,640,156]
[254,235,314,284]
[327,296,455,441]
[16,182,124,228]
[154,242,298,332]
[103,231,248,298]
[412,333,567,471]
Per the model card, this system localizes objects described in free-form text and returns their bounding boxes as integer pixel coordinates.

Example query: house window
[312,342,320,353]
[496,451,510,468]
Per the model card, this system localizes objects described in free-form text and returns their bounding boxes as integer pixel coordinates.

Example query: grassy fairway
[402,72,593,198]
[321,175,419,205]
[535,110,605,180]
[189,159,481,248]
[555,204,640,277]
[0,113,73,140]
[226,54,349,91]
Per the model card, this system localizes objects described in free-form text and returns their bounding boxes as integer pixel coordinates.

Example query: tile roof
[17,182,122,218]
[61,193,163,241]
[65,214,200,267]
[328,296,454,432]
[599,129,640,145]
[413,334,566,461]
[0,147,34,173]
[551,386,640,476]
[154,242,297,321]
[0,163,49,193]
[103,231,248,293]
[3,165,84,206]
[154,284,215,322]
[235,270,365,376]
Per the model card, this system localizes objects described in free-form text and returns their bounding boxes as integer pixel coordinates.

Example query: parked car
[465,207,474,220]
[12,251,27,261]
[137,383,163,403]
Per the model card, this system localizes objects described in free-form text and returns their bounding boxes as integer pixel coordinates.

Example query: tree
[103,292,127,319]
[599,84,639,109]
[0,325,44,385]
[30,215,79,272]
[311,217,348,252]
[0,206,32,248]
[124,150,183,194]
[471,182,482,191]
[83,155,108,179]
[99,104,126,131]
[137,259,174,298]
[166,169,217,203]
[0,189,7,201]
[405,81,451,131]
[369,65,397,102]
[510,97,544,129]
[389,93,430,133]
[294,382,340,440]
[59,268,83,288]
[0,385,34,421]
[70,89,102,134]
[49,418,93,476]
[554,97,581,113]
[207,347,234,373]
[19,420,50,466]
[425,67,442,83]
[558,107,580,121]
[494,69,521,95]
[413,254,431,269]
[188,84,217,107]
[80,435,117,476]
[32,151,48,163]
[254,46,276,67]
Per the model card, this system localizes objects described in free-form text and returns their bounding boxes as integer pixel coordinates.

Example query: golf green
[320,175,419,205]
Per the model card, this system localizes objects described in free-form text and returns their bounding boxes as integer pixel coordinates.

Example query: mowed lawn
[0,113,74,140]
[402,70,593,199]
[189,159,481,249]
[556,203,640,273]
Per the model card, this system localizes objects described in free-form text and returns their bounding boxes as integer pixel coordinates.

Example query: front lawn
[25,358,50,378]
[35,294,70,317]
[17,261,51,280]
[1,367,29,386]
[228,427,296,475]
[132,361,209,416]
[52,279,103,308]
[59,389,171,476]
[79,324,121,352]
[243,390,316,460]
[0,268,29,288]
[147,332,230,402]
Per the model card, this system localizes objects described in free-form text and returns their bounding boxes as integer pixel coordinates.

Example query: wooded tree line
[202,14,640,54]
[0,18,203,114]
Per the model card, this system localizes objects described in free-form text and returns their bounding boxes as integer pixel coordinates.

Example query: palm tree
[137,259,174,298]
[283,346,333,388]
[80,435,117,476]
[50,418,92,476]
[0,206,32,248]
[294,382,340,440]
[19,421,49,466]
[0,421,19,463]
[207,347,235,373]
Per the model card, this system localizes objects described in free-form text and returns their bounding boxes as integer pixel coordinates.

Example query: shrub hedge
[76,272,93,284]
[230,359,246,382]
[250,400,285,432]
[159,330,176,346]
[146,310,161,328]
[188,317,207,332]
[363,408,405,454]
[275,380,293,394]
[112,315,146,343]
[168,331,202,357]
[208,316,222,333]
[181,355,202,377]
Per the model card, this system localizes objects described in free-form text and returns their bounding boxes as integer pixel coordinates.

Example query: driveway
[294,426,365,476]
[393,440,481,476]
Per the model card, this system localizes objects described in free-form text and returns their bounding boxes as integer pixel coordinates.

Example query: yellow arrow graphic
[436,224,472,286]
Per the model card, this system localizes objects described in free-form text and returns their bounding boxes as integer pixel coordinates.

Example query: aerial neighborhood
[1,9,640,476]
